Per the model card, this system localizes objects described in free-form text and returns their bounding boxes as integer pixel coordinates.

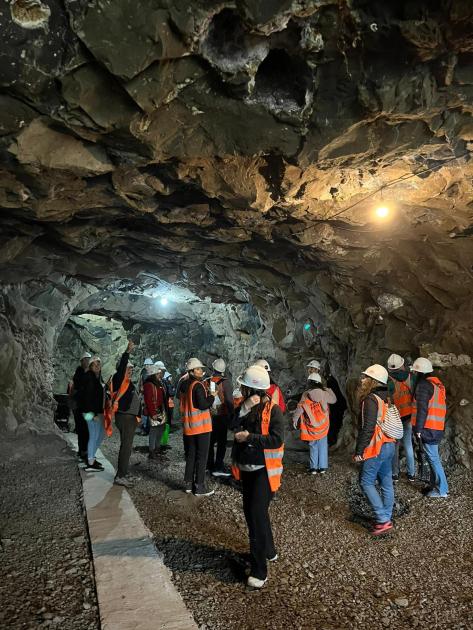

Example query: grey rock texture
[0,1,472,463]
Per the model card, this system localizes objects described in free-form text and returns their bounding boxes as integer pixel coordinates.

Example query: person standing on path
[138,358,154,436]
[293,372,336,474]
[231,365,285,590]
[180,358,215,496]
[411,357,448,498]
[143,365,168,460]
[70,352,92,462]
[80,357,106,472]
[353,364,396,536]
[387,353,416,482]
[112,340,141,488]
[207,358,234,477]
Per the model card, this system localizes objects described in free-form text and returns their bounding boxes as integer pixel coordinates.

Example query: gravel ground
[102,428,473,630]
[0,453,100,630]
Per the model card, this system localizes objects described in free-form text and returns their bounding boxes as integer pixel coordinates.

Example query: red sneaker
[371,521,393,536]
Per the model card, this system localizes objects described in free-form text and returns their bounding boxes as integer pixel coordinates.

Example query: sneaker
[392,475,399,482]
[371,521,393,536]
[84,461,104,472]
[319,469,327,475]
[407,475,416,482]
[247,576,267,589]
[184,482,193,494]
[426,490,449,498]
[267,554,278,562]
[211,469,231,478]
[114,477,133,488]
[421,485,434,495]
[194,487,215,497]
[309,468,318,475]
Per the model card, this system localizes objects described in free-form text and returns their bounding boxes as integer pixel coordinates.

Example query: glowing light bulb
[375,206,389,218]
[304,323,311,331]
[160,297,168,306]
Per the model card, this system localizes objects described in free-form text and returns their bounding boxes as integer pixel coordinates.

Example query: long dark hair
[146,374,162,387]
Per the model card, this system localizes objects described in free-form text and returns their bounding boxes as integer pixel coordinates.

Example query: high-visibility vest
[268,383,286,413]
[103,376,131,436]
[362,394,395,460]
[232,401,284,492]
[181,380,212,436]
[411,377,446,431]
[297,395,329,441]
[390,375,413,417]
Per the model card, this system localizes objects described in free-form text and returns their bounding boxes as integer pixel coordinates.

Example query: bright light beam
[160,297,168,306]
[375,206,390,219]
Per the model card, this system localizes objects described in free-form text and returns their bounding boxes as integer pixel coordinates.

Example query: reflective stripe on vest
[411,377,446,431]
[232,400,284,492]
[362,395,395,460]
[181,380,212,436]
[297,396,329,441]
[390,376,413,417]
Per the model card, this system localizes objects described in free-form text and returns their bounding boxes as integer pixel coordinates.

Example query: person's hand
[247,395,261,408]
[416,432,421,439]
[127,339,135,353]
[235,430,250,443]
[353,454,364,463]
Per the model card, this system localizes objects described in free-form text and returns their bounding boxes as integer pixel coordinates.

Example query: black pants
[207,415,228,470]
[115,413,137,478]
[183,432,211,490]
[74,409,89,457]
[241,467,276,581]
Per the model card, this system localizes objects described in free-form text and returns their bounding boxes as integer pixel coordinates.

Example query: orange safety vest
[297,394,329,441]
[103,376,131,437]
[180,380,212,436]
[232,401,284,492]
[390,376,413,417]
[268,383,286,413]
[411,377,446,431]
[362,394,396,460]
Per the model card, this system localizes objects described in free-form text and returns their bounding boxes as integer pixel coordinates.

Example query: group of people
[68,344,448,590]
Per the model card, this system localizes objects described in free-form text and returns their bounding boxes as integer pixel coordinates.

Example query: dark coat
[80,371,105,415]
[112,351,141,415]
[180,375,215,410]
[232,399,284,467]
[355,386,388,457]
[414,375,443,444]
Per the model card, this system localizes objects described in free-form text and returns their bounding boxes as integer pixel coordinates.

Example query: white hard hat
[307,360,321,369]
[254,359,271,372]
[212,358,226,373]
[186,357,206,371]
[81,352,92,360]
[89,356,101,365]
[143,358,153,366]
[411,357,433,374]
[308,372,322,383]
[146,364,162,376]
[387,354,404,370]
[237,365,270,390]
[362,364,388,385]
[154,360,166,369]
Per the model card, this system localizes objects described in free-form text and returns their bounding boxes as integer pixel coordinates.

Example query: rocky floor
[0,452,100,630]
[101,428,473,630]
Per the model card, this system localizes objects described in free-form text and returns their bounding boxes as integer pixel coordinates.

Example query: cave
[1,1,473,628]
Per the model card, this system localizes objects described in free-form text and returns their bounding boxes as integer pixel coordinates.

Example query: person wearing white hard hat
[180,358,215,496]
[411,358,448,498]
[138,358,155,435]
[293,372,336,474]
[254,359,286,413]
[69,351,93,462]
[207,358,234,477]
[231,364,284,590]
[386,354,416,482]
[353,364,396,536]
[307,359,321,376]
[80,357,106,473]
[143,365,169,459]
[155,361,176,439]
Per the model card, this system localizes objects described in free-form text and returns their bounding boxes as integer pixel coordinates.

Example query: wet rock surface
[0,452,99,630]
[101,429,473,630]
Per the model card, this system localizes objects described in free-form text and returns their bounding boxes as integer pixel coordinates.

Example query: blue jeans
[360,442,395,524]
[393,418,416,477]
[87,419,104,463]
[309,436,328,470]
[141,415,149,431]
[423,443,449,495]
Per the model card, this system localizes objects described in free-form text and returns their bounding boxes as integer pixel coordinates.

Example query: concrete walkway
[66,435,197,630]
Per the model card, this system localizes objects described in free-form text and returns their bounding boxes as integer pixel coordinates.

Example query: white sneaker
[247,576,267,589]
[194,488,215,497]
[114,477,133,488]
[211,470,231,478]
[268,554,278,562]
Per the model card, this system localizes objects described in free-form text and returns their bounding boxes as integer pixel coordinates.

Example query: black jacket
[414,375,443,444]
[231,399,284,467]
[112,351,140,414]
[80,371,105,415]
[355,386,388,457]
[72,366,88,400]
[180,375,215,410]
[212,373,234,421]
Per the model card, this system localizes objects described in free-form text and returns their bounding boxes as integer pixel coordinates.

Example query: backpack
[374,394,404,440]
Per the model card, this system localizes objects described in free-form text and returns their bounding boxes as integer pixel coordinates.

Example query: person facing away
[111,339,141,488]
[207,358,234,477]
[143,365,168,460]
[411,357,448,498]
[138,358,154,436]
[253,359,286,413]
[80,357,106,473]
[353,364,396,536]
[71,352,91,462]
[179,358,215,496]
[231,364,284,590]
[386,353,416,482]
[293,372,336,474]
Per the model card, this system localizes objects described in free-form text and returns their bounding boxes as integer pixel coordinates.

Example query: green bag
[160,423,170,446]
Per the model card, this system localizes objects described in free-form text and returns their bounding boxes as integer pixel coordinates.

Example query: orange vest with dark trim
[411,377,446,431]
[297,395,329,441]
[103,376,131,437]
[232,401,284,492]
[181,380,212,436]
[390,376,413,417]
[362,394,395,460]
